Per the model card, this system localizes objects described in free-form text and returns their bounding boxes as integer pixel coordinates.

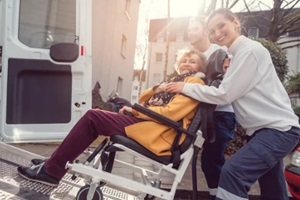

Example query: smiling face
[187,21,207,46]
[207,12,240,48]
[178,54,203,74]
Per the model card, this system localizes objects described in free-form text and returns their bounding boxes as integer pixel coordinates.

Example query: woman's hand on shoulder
[165,82,185,93]
[153,83,167,93]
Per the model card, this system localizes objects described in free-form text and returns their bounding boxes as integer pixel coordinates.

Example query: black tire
[144,194,156,200]
[144,180,161,200]
[76,185,103,200]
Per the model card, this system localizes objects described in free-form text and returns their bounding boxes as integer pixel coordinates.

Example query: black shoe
[17,163,60,187]
[31,158,48,165]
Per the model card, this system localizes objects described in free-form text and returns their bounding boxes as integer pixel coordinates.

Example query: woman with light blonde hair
[17,48,207,188]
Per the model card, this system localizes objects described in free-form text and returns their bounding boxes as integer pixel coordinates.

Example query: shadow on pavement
[174,190,296,200]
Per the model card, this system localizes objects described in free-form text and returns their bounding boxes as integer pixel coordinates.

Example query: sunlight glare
[169,0,200,17]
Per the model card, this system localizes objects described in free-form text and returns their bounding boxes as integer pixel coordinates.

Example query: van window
[19,0,76,49]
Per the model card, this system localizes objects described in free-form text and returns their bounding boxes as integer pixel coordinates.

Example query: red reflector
[81,46,84,56]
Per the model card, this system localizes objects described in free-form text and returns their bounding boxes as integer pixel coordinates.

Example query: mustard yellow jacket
[125,76,204,156]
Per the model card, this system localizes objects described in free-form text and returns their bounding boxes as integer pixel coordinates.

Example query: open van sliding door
[0,0,92,142]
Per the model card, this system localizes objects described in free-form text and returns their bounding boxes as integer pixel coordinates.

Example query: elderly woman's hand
[119,106,133,115]
[165,82,185,93]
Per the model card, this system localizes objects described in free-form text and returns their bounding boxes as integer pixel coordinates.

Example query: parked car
[285,147,300,200]
[284,106,300,200]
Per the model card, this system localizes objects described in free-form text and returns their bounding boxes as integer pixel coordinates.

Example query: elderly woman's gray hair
[174,48,207,74]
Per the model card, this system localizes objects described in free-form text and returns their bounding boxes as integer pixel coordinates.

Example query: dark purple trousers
[43,109,140,179]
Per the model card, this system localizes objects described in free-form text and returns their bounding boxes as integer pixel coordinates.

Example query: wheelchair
[66,49,227,200]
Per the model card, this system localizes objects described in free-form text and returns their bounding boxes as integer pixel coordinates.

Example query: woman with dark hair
[166,8,300,200]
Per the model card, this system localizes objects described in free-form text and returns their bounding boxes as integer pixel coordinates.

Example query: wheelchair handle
[132,103,195,137]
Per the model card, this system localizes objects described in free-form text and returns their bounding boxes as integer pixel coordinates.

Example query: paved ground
[5,136,294,200]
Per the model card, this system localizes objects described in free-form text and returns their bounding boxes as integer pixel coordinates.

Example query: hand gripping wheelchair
[66,49,228,200]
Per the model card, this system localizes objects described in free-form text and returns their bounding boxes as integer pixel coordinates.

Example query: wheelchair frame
[66,103,206,200]
[66,49,227,200]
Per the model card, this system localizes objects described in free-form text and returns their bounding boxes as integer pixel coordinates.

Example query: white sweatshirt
[183,36,300,136]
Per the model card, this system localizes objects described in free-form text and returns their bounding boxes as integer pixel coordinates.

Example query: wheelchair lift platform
[0,141,265,200]
[0,142,141,200]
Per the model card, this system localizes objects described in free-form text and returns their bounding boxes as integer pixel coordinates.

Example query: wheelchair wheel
[144,179,160,200]
[144,194,156,200]
[76,185,103,200]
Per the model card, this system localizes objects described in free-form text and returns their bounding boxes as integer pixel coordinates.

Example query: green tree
[285,72,300,95]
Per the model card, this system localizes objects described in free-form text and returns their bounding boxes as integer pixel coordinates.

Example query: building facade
[92,0,140,101]
[146,17,191,88]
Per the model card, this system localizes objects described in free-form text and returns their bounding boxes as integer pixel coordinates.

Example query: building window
[247,27,259,38]
[132,96,137,100]
[121,35,127,58]
[153,73,161,85]
[156,53,163,62]
[125,0,130,19]
[133,85,138,90]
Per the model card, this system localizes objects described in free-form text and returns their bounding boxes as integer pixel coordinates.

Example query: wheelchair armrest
[132,103,195,138]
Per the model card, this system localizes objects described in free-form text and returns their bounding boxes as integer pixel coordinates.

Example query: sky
[142,0,201,19]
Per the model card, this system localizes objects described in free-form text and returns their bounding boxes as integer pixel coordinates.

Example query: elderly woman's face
[178,54,203,74]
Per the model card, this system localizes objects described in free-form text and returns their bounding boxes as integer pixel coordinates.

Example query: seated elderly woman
[17,48,207,187]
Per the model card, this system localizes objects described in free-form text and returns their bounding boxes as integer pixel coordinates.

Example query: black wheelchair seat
[109,135,172,165]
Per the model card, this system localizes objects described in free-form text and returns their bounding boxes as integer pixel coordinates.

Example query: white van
[0,0,92,142]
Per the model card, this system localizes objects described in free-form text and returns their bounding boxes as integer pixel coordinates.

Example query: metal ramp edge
[0,142,139,200]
